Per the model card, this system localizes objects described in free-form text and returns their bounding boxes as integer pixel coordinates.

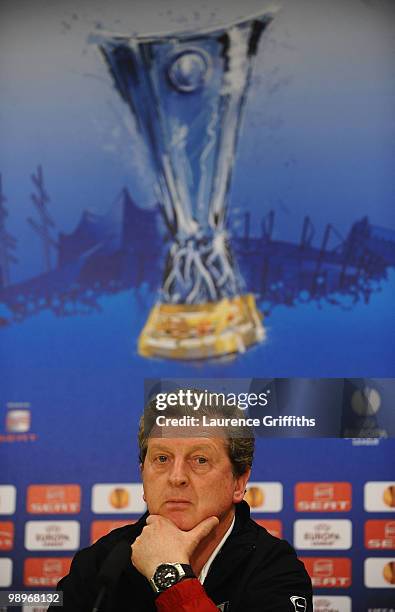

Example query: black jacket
[50,501,313,611]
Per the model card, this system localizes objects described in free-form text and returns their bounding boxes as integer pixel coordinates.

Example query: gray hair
[138,390,255,477]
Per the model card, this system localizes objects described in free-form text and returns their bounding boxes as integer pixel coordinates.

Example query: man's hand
[131,515,219,579]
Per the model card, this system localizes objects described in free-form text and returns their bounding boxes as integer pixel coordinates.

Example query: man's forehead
[149,423,227,440]
[147,435,227,453]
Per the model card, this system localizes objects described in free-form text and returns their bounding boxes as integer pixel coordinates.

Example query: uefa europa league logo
[99,12,275,359]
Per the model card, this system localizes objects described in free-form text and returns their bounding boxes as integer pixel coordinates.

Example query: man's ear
[233,467,251,504]
[140,463,147,502]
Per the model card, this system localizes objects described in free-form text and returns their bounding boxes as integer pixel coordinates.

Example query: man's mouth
[165,499,192,506]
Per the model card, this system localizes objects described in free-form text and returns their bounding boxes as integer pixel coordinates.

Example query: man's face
[141,433,250,531]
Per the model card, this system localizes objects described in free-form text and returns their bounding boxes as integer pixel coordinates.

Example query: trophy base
[138,294,264,360]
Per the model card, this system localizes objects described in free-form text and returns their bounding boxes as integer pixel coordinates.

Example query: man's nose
[168,457,189,486]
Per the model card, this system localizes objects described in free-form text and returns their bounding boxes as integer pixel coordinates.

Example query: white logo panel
[294,520,352,550]
[91,483,146,514]
[0,485,16,515]
[364,482,395,512]
[0,558,12,587]
[313,596,351,612]
[25,521,80,551]
[364,557,395,588]
[244,482,283,513]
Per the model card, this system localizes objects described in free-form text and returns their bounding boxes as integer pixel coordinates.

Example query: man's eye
[155,455,168,463]
[194,456,208,464]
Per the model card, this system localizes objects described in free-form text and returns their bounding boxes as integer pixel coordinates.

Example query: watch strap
[178,563,195,580]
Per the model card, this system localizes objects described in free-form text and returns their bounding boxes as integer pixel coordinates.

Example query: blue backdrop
[1,1,394,610]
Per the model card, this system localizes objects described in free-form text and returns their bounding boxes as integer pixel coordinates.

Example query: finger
[187,516,219,545]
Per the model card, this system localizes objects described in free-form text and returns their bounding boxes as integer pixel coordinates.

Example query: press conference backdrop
[1,0,395,610]
[1,421,395,612]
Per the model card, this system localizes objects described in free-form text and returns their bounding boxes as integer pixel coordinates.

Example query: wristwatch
[150,563,195,593]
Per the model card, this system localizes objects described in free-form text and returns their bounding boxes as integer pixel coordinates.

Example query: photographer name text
[155,415,316,428]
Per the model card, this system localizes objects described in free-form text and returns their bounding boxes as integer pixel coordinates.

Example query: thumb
[187,516,220,547]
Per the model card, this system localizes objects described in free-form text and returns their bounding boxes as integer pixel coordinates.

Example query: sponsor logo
[91,520,136,544]
[364,482,395,512]
[244,486,264,508]
[0,402,37,443]
[383,561,395,585]
[351,387,381,415]
[254,519,282,539]
[295,482,351,512]
[24,557,72,586]
[25,521,80,551]
[244,483,283,513]
[0,485,16,515]
[6,407,31,432]
[294,520,352,550]
[290,596,307,611]
[0,558,12,587]
[110,488,129,509]
[300,557,351,588]
[364,557,395,588]
[0,521,14,550]
[91,484,146,514]
[344,384,387,437]
[384,486,395,509]
[27,485,81,514]
[312,596,351,612]
[365,520,395,549]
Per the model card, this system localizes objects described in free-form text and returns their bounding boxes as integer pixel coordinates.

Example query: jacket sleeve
[241,540,313,612]
[156,579,218,612]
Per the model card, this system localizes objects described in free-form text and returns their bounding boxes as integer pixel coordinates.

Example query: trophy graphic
[99,12,274,359]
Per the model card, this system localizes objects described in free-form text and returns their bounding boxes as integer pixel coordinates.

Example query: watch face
[154,564,179,590]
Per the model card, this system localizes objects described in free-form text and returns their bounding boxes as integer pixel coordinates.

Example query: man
[51,392,312,611]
